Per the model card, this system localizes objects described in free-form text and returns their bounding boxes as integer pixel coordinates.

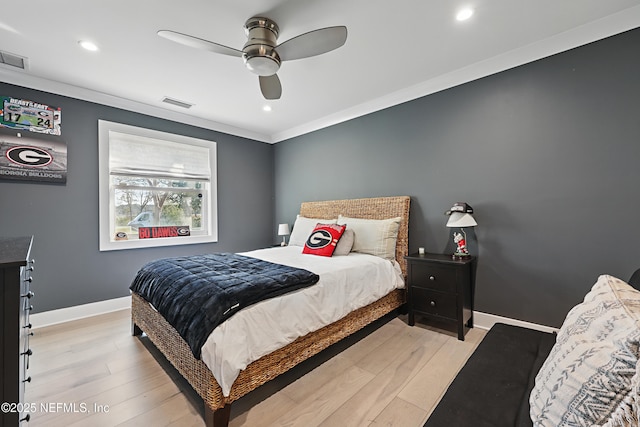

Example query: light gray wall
[0,83,275,313]
[274,28,640,327]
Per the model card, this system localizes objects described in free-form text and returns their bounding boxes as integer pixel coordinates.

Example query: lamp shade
[278,223,290,236]
[446,212,477,228]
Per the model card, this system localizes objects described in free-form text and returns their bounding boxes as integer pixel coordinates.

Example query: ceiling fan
[158,17,348,100]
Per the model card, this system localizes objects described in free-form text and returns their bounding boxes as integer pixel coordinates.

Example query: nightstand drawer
[412,288,457,319]
[410,263,457,292]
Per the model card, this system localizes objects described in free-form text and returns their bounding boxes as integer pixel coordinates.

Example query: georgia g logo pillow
[303,223,347,257]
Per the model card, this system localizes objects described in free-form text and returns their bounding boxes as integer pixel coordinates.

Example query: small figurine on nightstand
[453,232,469,257]
[445,202,477,259]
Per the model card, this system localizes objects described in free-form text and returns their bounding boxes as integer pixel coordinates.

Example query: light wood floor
[25,309,485,426]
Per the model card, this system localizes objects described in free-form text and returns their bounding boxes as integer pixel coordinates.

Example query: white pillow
[337,215,401,260]
[529,275,640,427]
[333,228,355,256]
[288,215,337,247]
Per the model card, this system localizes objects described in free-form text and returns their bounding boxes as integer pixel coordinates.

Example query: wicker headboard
[299,196,411,276]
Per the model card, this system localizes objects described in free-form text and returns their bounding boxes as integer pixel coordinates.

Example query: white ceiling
[2,0,640,143]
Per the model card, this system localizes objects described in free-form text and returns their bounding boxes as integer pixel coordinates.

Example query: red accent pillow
[302,223,347,257]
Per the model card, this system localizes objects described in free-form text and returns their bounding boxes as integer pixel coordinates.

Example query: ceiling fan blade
[277,26,347,61]
[259,74,282,100]
[157,30,242,57]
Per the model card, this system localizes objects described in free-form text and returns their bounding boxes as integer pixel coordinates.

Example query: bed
[130,195,410,426]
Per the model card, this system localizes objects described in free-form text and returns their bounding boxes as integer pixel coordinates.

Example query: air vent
[0,51,27,70]
[162,97,193,109]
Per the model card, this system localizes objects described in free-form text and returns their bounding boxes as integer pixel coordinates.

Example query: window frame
[98,120,217,251]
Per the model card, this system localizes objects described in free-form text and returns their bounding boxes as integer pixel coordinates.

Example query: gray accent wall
[1,27,638,327]
[274,28,640,327]
[0,83,274,313]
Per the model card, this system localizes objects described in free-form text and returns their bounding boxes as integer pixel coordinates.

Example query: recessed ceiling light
[456,8,474,21]
[78,40,99,51]
[263,105,272,112]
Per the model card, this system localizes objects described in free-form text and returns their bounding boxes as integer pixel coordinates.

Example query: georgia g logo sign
[6,146,53,167]
[306,230,332,249]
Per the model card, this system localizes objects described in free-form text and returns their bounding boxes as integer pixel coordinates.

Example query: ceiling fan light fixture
[243,48,280,76]
[158,15,347,100]
[242,17,281,76]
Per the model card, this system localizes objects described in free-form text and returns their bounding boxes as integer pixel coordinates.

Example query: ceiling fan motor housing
[242,17,281,76]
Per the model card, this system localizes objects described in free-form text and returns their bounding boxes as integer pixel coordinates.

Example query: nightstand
[405,252,476,340]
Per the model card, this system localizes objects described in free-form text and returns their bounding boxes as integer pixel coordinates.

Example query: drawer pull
[24,277,33,283]
[22,291,35,299]
[21,349,32,356]
[23,323,33,329]
[429,275,435,281]
[430,300,436,307]
[23,376,31,383]
[20,414,30,422]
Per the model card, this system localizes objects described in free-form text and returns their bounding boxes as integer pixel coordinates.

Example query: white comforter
[200,245,405,396]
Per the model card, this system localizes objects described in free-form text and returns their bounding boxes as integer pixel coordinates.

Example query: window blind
[108,131,211,180]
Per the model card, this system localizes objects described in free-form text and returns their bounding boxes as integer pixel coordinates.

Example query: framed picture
[0,96,61,136]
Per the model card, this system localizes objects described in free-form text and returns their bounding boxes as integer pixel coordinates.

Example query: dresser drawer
[410,263,457,292]
[1,236,34,425]
[411,288,457,319]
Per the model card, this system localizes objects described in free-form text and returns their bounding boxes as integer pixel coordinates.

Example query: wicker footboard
[131,288,405,412]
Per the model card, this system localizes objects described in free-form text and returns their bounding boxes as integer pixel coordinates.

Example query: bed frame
[131,195,411,426]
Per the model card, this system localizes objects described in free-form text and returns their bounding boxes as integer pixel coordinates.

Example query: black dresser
[1,236,34,426]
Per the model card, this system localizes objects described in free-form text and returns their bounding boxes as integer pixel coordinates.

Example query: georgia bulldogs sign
[138,226,191,239]
[0,135,67,183]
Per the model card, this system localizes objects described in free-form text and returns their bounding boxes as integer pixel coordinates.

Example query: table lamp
[278,223,290,246]
[445,203,477,259]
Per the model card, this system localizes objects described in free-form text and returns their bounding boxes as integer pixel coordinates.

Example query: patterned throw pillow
[302,223,346,257]
[529,275,640,427]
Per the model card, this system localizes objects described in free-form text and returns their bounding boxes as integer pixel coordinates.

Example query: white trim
[97,120,218,251]
[0,68,272,143]
[269,5,640,142]
[473,311,559,334]
[31,296,131,329]
[2,6,639,144]
[31,295,559,336]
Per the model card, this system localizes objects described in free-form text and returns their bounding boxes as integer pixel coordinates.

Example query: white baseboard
[473,311,559,334]
[31,295,131,329]
[31,295,558,334]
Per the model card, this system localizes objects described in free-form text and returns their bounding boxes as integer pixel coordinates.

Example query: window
[98,120,217,251]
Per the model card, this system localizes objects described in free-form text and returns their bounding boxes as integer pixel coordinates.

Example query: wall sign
[0,96,62,135]
[0,134,67,183]
[138,226,191,239]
